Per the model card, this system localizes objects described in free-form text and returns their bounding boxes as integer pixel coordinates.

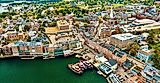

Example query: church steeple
[110,6,114,18]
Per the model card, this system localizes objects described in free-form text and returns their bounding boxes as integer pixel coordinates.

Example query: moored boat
[68,64,83,74]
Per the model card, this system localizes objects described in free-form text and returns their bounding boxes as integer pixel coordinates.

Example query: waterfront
[0,57,107,83]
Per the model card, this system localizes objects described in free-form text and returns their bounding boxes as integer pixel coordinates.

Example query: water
[0,57,107,83]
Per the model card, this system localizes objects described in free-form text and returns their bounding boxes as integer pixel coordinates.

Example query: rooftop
[108,59,117,66]
[98,63,112,75]
[57,20,69,26]
[107,73,121,83]
[111,33,137,41]
[134,19,156,24]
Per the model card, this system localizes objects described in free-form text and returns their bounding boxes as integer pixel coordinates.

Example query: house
[57,20,70,30]
[137,45,153,63]
[110,33,137,48]
[68,40,82,50]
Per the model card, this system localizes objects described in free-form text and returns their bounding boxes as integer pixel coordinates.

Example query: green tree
[39,26,45,32]
[0,18,3,23]
[14,26,19,31]
[126,42,140,56]
[152,53,160,69]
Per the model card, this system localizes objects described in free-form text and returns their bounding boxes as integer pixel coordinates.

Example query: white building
[110,33,137,48]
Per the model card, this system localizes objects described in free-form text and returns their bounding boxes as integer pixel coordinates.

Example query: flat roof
[45,27,59,33]
[111,33,137,41]
[134,19,156,24]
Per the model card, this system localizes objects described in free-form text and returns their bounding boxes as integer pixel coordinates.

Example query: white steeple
[110,6,113,18]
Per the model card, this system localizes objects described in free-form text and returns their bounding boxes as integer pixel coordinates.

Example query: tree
[0,18,3,23]
[27,36,31,42]
[24,25,31,32]
[126,42,140,56]
[48,21,57,27]
[152,53,160,69]
[39,27,45,32]
[8,15,12,20]
[14,26,19,31]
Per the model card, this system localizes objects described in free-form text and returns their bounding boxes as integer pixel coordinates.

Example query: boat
[68,60,93,74]
[68,64,83,74]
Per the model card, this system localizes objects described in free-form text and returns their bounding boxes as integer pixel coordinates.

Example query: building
[141,65,160,83]
[0,28,4,34]
[95,54,118,70]
[95,53,108,63]
[5,30,26,41]
[63,50,73,57]
[59,40,82,51]
[13,41,43,56]
[107,73,121,83]
[98,63,112,75]
[55,31,73,40]
[131,66,143,75]
[45,27,59,34]
[43,44,54,56]
[123,59,134,70]
[108,59,118,70]
[11,43,19,56]
[137,45,153,63]
[98,23,112,38]
[126,74,147,83]
[112,49,127,65]
[84,37,127,65]
[123,19,160,32]
[54,48,64,57]
[57,20,70,30]
[103,7,128,25]
[2,45,12,55]
[110,33,137,48]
